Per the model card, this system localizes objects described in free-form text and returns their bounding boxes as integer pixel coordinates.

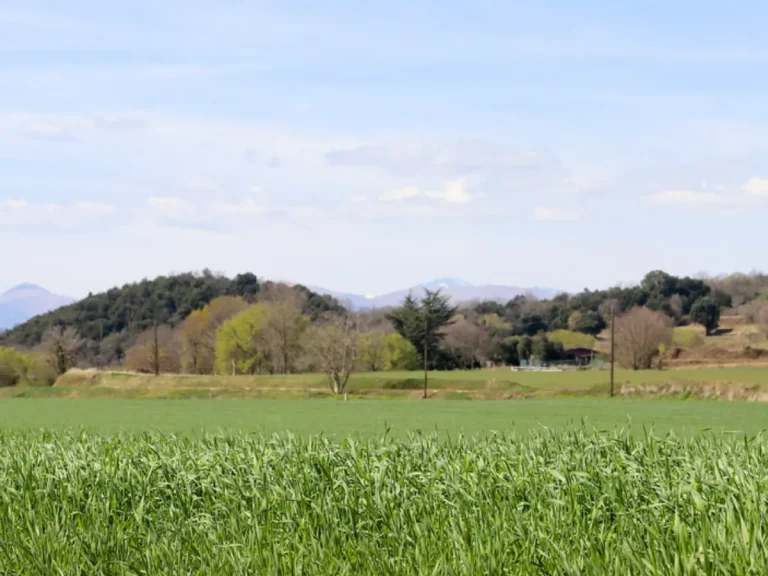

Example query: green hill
[0,271,342,357]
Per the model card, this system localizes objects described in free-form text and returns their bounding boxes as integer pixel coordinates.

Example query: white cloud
[213,199,266,215]
[379,186,421,202]
[743,177,768,197]
[425,179,472,204]
[379,180,472,205]
[648,189,731,206]
[533,206,583,221]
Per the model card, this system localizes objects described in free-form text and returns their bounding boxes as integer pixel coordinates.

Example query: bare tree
[124,325,181,374]
[667,294,684,323]
[357,331,389,371]
[306,313,359,394]
[39,326,85,375]
[259,283,310,374]
[759,306,768,338]
[442,315,491,370]
[614,307,672,370]
[599,298,621,322]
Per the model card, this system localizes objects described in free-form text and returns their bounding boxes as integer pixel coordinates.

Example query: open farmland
[1,397,767,436]
[3,366,768,401]
[2,429,768,574]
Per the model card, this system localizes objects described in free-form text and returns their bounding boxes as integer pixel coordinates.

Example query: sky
[1,0,767,298]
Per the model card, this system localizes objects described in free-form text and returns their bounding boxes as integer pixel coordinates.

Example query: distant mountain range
[310,278,560,310]
[0,284,74,330]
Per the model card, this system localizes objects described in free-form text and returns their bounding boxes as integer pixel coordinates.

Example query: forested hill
[0,271,343,349]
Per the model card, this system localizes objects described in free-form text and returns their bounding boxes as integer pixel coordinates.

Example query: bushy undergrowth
[1,430,767,574]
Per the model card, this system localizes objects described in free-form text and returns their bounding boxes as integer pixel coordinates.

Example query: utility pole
[609,305,616,397]
[423,314,429,399]
[153,321,160,377]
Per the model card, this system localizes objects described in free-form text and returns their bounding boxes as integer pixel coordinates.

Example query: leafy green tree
[387,290,457,370]
[516,336,533,363]
[215,305,271,375]
[573,310,606,336]
[690,297,721,336]
[500,336,520,366]
[531,335,565,362]
[520,313,547,336]
[384,333,420,370]
[712,290,733,309]
[227,273,260,300]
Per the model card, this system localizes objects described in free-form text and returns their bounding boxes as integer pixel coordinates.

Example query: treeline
[2,269,768,389]
[387,270,734,370]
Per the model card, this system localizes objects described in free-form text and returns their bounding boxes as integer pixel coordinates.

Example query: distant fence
[513,359,606,372]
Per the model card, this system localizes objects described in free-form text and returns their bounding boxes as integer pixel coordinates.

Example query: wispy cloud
[648,189,731,206]
[425,180,472,204]
[533,206,583,222]
[648,177,768,207]
[379,186,421,202]
[379,180,472,204]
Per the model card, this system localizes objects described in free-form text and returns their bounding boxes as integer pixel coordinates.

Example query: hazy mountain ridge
[0,284,75,330]
[311,278,560,309]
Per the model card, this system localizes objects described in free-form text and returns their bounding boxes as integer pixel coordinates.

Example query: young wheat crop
[0,429,766,574]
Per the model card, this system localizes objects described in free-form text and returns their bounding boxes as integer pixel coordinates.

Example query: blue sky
[1,1,767,298]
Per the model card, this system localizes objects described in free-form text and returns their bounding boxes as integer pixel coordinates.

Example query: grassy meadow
[3,366,768,400]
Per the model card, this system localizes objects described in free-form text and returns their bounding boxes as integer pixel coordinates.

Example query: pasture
[1,397,767,436]
[3,366,768,400]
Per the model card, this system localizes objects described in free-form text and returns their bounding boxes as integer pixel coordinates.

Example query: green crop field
[3,378,768,573]
[1,397,768,436]
[2,429,768,574]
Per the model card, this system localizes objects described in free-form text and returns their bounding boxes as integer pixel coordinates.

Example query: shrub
[672,327,705,349]
[0,347,36,387]
[382,378,423,390]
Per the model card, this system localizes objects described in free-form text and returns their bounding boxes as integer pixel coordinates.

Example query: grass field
[3,366,768,400]
[2,429,768,573]
[1,397,767,436]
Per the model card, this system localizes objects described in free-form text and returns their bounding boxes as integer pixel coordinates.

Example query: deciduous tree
[214,305,271,375]
[123,325,181,374]
[39,326,84,375]
[259,284,310,374]
[306,313,359,394]
[614,307,672,370]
